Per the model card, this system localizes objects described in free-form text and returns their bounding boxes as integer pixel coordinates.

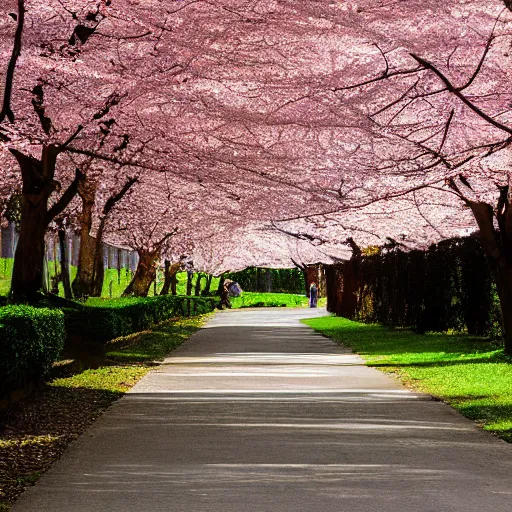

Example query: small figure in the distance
[309,282,318,308]
[218,279,242,309]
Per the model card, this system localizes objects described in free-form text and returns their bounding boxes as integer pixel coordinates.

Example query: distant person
[218,279,242,309]
[309,282,318,308]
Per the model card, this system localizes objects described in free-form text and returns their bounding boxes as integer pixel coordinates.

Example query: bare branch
[410,53,512,135]
[47,168,85,221]
[0,0,25,123]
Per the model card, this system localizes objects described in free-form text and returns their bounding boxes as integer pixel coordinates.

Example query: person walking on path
[218,279,242,309]
[309,282,318,308]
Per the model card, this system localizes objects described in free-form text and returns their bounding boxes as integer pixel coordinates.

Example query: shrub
[0,306,65,397]
[64,295,216,342]
[224,267,305,294]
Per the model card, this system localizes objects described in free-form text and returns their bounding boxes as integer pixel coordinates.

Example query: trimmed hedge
[64,295,216,342]
[0,306,65,397]
[325,236,500,336]
[224,267,305,294]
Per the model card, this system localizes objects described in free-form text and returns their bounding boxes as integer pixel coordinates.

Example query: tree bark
[58,227,73,299]
[10,146,81,301]
[217,275,225,296]
[194,273,203,296]
[171,270,178,295]
[160,260,181,295]
[91,177,138,297]
[202,274,213,296]
[469,200,512,353]
[186,271,194,296]
[291,258,308,296]
[72,189,96,298]
[122,249,159,297]
[90,241,105,297]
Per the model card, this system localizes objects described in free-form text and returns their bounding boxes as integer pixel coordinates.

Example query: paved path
[13,308,512,511]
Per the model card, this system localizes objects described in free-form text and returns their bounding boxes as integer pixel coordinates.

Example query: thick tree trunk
[495,267,512,353]
[122,250,158,297]
[58,227,73,299]
[73,177,137,298]
[9,145,81,301]
[11,195,48,300]
[469,200,512,353]
[72,198,96,298]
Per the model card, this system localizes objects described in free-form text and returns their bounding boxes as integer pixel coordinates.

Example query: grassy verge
[302,315,512,442]
[231,292,325,309]
[0,258,222,299]
[0,314,210,510]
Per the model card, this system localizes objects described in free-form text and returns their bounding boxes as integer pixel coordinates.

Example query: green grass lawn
[302,315,512,442]
[0,258,221,298]
[229,292,326,308]
[1,259,312,308]
[230,292,310,308]
[0,314,209,509]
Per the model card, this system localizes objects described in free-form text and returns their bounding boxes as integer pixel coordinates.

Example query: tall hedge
[326,237,498,335]
[0,306,65,396]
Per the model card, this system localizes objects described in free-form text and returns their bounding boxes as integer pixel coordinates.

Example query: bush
[64,295,216,342]
[0,306,65,397]
[328,236,498,336]
[225,267,305,294]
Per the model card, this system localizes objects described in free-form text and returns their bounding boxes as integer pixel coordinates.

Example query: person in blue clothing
[309,282,318,308]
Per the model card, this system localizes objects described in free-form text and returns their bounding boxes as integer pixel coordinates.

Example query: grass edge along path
[302,315,512,443]
[0,314,211,511]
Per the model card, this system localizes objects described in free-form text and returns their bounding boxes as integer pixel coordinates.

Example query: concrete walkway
[13,308,512,511]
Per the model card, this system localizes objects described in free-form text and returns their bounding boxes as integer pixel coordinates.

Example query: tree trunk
[122,250,158,297]
[90,241,105,297]
[217,275,225,296]
[160,260,172,295]
[74,176,137,298]
[186,271,193,296]
[495,266,512,353]
[338,241,361,319]
[160,260,181,295]
[202,274,213,296]
[469,200,512,353]
[58,227,73,299]
[9,145,81,302]
[11,194,48,300]
[72,197,96,298]
[194,273,203,296]
[171,270,178,295]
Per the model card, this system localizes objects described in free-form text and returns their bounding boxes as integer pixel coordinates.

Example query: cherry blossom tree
[1,0,512,353]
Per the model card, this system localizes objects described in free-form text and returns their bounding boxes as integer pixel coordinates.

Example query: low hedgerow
[64,295,216,342]
[0,306,65,398]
